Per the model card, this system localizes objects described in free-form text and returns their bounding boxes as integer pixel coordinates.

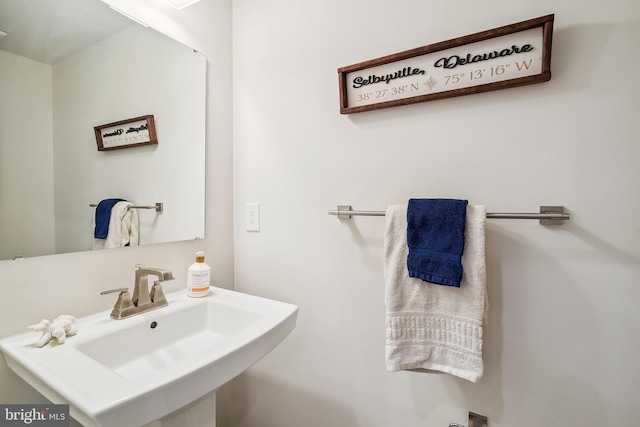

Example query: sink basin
[0,287,298,427]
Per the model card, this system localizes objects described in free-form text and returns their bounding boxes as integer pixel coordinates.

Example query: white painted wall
[227,0,640,426]
[0,0,233,426]
[0,51,55,259]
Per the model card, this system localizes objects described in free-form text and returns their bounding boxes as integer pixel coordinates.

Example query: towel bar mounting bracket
[538,205,565,225]
[334,205,381,220]
[335,205,352,219]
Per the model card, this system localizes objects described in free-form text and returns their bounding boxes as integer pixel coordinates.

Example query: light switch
[246,203,260,232]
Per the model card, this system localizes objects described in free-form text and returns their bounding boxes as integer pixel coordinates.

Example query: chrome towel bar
[328,205,570,225]
[90,202,163,213]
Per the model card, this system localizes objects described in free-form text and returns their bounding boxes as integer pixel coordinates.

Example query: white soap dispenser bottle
[187,251,210,297]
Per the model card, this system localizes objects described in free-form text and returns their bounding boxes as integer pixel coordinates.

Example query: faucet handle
[101,288,134,319]
[150,282,167,303]
[100,287,129,295]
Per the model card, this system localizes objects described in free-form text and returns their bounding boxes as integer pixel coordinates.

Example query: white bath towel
[384,204,487,383]
[105,201,139,248]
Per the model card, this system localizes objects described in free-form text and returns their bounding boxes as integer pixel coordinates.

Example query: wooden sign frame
[94,115,158,151]
[338,15,554,114]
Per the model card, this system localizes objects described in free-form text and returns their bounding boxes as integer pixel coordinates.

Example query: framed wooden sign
[338,15,554,114]
[94,115,158,151]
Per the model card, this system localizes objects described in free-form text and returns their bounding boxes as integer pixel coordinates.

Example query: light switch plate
[246,203,260,231]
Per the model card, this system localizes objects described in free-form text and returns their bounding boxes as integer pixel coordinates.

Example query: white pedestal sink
[0,287,298,427]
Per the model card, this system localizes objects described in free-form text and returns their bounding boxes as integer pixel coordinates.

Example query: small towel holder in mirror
[90,202,163,213]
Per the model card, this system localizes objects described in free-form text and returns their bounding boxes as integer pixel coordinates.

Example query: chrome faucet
[101,264,174,320]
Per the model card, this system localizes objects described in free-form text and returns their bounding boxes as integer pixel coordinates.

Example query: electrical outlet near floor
[246,203,260,231]
[468,412,488,427]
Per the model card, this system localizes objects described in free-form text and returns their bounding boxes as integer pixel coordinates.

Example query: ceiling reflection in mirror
[0,0,206,260]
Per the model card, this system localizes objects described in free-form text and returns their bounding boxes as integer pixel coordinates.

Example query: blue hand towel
[94,198,125,239]
[406,198,468,287]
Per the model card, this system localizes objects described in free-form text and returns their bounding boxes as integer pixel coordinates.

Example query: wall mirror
[0,0,207,260]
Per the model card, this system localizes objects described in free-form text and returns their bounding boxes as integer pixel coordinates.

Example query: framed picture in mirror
[94,115,158,151]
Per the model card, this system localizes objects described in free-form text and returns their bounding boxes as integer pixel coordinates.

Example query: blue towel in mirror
[94,198,126,239]
[406,198,468,287]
